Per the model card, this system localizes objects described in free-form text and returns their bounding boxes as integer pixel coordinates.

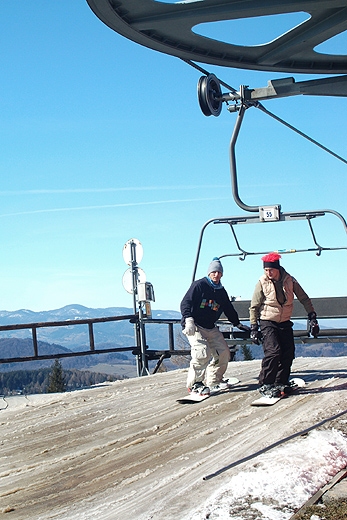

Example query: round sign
[122,238,143,266]
[122,267,146,294]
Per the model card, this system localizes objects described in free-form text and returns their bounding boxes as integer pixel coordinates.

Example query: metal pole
[229,101,258,212]
[130,241,138,316]
[130,240,141,376]
[129,240,149,376]
[138,302,149,376]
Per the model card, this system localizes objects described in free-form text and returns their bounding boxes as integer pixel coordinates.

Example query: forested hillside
[0,363,127,395]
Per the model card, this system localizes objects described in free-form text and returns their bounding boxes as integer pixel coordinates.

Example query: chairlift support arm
[246,75,347,101]
[199,73,347,213]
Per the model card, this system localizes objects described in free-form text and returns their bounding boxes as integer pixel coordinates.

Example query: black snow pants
[258,319,295,386]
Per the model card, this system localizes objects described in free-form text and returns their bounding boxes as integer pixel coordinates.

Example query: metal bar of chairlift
[192,88,347,280]
[307,215,324,256]
[192,209,347,279]
[228,222,248,260]
[228,95,347,233]
[192,214,347,280]
[229,101,259,213]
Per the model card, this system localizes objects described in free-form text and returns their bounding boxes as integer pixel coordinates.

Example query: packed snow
[2,357,347,519]
[188,429,347,520]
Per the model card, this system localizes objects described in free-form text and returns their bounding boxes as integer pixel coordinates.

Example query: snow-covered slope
[1,357,347,520]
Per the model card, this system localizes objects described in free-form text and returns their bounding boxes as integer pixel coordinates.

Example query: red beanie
[262,252,281,269]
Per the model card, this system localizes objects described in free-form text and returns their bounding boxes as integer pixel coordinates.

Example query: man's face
[264,267,280,281]
[209,270,223,283]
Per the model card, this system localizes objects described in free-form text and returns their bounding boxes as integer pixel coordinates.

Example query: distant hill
[0,303,181,350]
[0,305,182,373]
[0,336,138,373]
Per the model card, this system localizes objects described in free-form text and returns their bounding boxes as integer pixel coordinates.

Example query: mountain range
[0,304,182,373]
[0,303,181,349]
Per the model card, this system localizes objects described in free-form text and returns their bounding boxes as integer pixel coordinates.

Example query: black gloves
[308,311,320,338]
[237,323,251,332]
[250,324,262,345]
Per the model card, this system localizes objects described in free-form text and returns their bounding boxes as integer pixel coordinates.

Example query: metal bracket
[198,74,347,118]
[248,75,347,101]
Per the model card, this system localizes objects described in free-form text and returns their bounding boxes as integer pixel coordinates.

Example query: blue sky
[0,2,346,312]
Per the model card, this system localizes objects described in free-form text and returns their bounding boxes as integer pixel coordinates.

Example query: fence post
[88,323,95,351]
[168,323,175,351]
[32,328,38,357]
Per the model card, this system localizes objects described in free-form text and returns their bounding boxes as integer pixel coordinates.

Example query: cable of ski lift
[255,102,347,166]
[181,59,239,95]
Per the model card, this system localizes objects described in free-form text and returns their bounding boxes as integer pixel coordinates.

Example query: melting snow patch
[188,429,347,520]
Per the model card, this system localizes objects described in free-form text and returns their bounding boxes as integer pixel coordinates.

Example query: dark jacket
[180,277,240,330]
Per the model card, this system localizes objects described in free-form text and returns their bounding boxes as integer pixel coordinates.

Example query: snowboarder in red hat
[249,253,319,398]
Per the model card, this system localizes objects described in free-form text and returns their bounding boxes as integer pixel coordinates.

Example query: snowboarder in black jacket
[181,257,249,395]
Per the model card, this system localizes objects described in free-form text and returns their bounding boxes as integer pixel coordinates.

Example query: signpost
[122,239,154,376]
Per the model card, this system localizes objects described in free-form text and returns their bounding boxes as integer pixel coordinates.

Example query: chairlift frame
[192,76,347,280]
[192,211,347,281]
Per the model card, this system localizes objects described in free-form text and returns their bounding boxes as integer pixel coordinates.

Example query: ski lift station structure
[86,0,347,278]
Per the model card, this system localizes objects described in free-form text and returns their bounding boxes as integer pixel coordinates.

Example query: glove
[183,317,196,336]
[308,311,320,338]
[236,323,251,332]
[250,324,261,345]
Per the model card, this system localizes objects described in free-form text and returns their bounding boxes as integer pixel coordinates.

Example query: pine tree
[47,359,66,393]
[241,344,254,361]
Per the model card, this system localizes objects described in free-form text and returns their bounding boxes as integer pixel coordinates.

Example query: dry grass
[294,498,347,519]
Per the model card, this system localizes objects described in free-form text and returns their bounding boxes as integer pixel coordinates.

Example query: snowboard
[251,377,306,407]
[177,377,240,404]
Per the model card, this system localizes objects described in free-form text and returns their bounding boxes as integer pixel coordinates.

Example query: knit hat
[262,252,281,269]
[207,257,223,275]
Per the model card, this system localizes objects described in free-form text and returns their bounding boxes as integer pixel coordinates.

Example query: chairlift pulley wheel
[198,74,222,117]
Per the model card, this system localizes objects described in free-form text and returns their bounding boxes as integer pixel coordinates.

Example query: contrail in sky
[0,181,296,196]
[0,197,230,217]
[0,186,230,195]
